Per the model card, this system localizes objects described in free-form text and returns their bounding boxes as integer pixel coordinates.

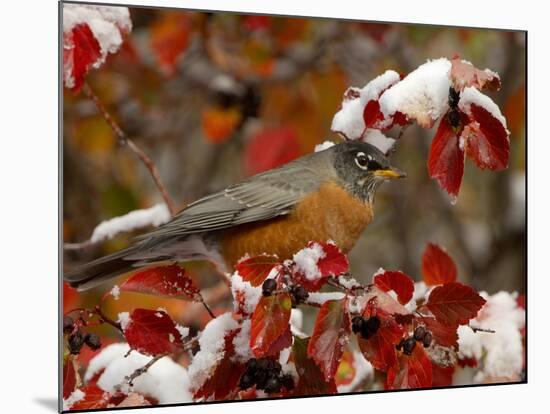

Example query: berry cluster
[239,357,295,394]
[447,87,461,128]
[351,315,381,340]
[396,326,433,356]
[262,279,277,296]
[63,315,102,355]
[289,285,309,307]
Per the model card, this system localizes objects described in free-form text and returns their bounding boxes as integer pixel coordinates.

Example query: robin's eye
[355,152,369,170]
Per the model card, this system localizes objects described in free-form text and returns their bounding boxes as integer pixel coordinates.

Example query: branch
[81,82,177,216]
[123,353,167,387]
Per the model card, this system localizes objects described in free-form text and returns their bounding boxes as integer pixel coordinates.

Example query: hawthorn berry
[402,337,416,356]
[413,326,426,341]
[265,376,282,394]
[290,285,309,307]
[351,316,364,334]
[281,374,295,390]
[365,316,381,334]
[68,331,84,355]
[422,331,433,348]
[239,372,255,390]
[246,357,258,370]
[448,87,460,109]
[262,279,277,296]
[84,333,102,350]
[448,109,461,128]
[63,316,74,334]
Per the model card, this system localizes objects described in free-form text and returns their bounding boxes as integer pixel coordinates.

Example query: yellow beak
[373,167,407,179]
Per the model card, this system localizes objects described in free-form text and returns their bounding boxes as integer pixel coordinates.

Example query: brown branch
[123,353,167,387]
[81,81,177,216]
[470,326,496,334]
[95,305,122,332]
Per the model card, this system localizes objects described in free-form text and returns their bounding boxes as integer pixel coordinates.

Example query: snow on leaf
[421,243,458,286]
[63,24,102,92]
[459,89,510,170]
[427,114,465,198]
[65,384,114,410]
[386,345,433,389]
[426,283,487,326]
[235,255,282,287]
[373,270,414,305]
[292,336,337,396]
[250,292,292,357]
[231,272,262,317]
[308,299,351,380]
[363,129,396,154]
[119,264,201,300]
[122,308,184,356]
[450,57,501,92]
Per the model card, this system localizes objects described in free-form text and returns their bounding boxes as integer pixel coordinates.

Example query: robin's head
[331,141,406,203]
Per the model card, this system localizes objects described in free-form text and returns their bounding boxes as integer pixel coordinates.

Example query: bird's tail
[64,245,142,291]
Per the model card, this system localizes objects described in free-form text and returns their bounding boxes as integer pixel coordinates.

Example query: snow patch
[292,243,326,281]
[458,86,509,131]
[110,285,120,300]
[307,291,346,305]
[315,140,336,152]
[117,312,131,331]
[230,272,262,316]
[363,129,395,154]
[337,351,374,393]
[232,319,253,362]
[63,388,86,411]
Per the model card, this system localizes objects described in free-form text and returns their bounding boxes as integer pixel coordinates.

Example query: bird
[65,140,405,290]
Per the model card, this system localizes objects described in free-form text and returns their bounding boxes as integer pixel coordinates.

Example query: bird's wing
[139,152,332,240]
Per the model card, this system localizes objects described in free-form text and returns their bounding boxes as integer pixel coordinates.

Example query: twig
[198,293,216,319]
[470,326,496,334]
[123,353,167,387]
[63,240,94,250]
[95,305,122,332]
[81,81,177,216]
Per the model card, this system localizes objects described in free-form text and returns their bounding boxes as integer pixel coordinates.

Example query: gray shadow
[34,398,58,412]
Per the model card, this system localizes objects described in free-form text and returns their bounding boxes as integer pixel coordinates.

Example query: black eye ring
[355,152,369,170]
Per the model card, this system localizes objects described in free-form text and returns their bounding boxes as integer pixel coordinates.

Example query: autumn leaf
[121,308,184,356]
[250,293,292,357]
[427,114,465,198]
[419,316,459,349]
[425,283,486,326]
[308,299,351,380]
[292,336,337,396]
[432,365,455,387]
[421,243,457,286]
[150,11,192,76]
[374,270,414,305]
[450,56,501,91]
[235,255,282,287]
[63,356,77,399]
[120,264,201,300]
[315,242,350,278]
[63,24,102,92]
[386,345,433,389]
[68,384,115,410]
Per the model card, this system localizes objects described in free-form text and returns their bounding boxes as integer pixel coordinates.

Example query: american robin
[65,141,405,290]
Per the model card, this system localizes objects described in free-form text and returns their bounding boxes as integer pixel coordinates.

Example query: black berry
[448,109,460,128]
[413,326,426,341]
[264,377,282,394]
[84,333,102,350]
[360,322,373,340]
[254,369,268,389]
[422,331,433,348]
[262,279,277,296]
[402,337,416,356]
[68,331,84,355]
[291,285,309,303]
[246,357,258,370]
[448,87,460,109]
[351,316,364,334]
[396,339,405,351]
[239,372,254,390]
[365,316,381,334]
[281,374,295,390]
[63,316,74,334]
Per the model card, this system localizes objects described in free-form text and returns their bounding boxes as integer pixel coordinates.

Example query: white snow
[232,319,253,363]
[404,281,429,312]
[63,388,86,411]
[63,4,132,87]
[110,285,120,300]
[292,242,326,281]
[337,351,374,393]
[84,343,192,404]
[117,312,131,331]
[307,291,346,305]
[457,291,525,382]
[175,324,189,339]
[363,129,395,154]
[378,58,452,128]
[187,313,239,391]
[314,140,336,152]
[289,308,307,338]
[90,203,171,244]
[331,70,400,140]
[230,272,262,316]
[458,86,509,131]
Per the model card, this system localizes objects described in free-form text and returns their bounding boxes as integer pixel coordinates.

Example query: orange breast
[220,181,374,267]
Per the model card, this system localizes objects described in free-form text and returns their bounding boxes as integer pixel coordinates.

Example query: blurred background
[63,7,526,338]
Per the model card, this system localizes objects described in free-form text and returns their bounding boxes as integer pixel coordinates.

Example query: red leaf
[374,271,414,305]
[357,310,403,372]
[419,316,459,348]
[235,255,281,287]
[244,127,301,176]
[450,57,501,91]
[421,243,457,286]
[194,328,245,401]
[63,357,77,399]
[68,384,113,410]
[432,365,455,387]
[308,299,351,380]
[250,293,292,357]
[292,336,337,396]
[363,100,386,129]
[461,104,509,170]
[426,283,486,326]
[386,345,433,389]
[122,308,184,356]
[427,115,465,198]
[120,264,200,300]
[63,24,102,92]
